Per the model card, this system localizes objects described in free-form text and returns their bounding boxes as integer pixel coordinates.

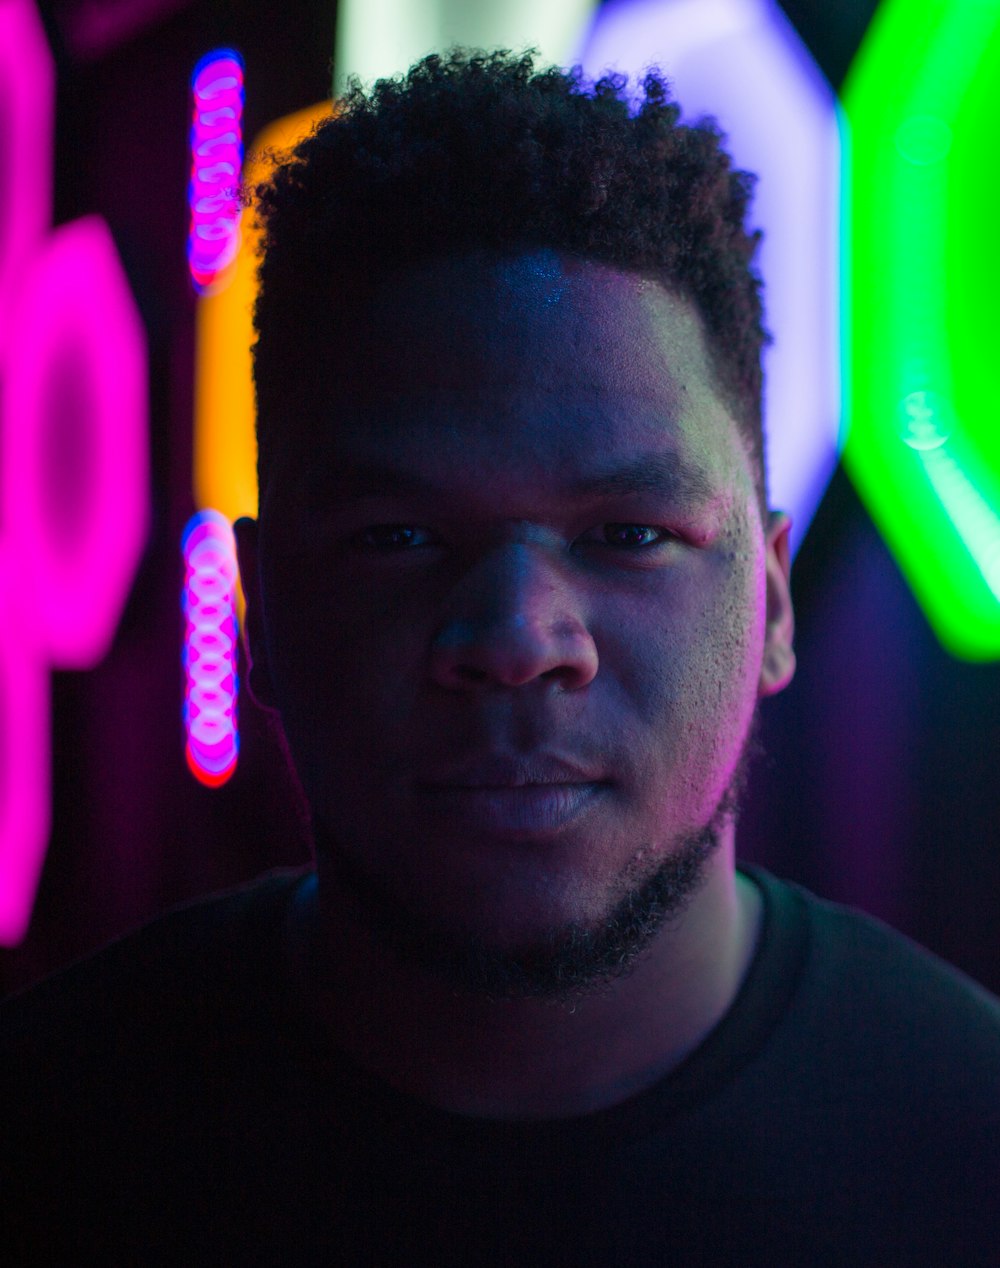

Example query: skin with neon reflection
[235,249,795,1118]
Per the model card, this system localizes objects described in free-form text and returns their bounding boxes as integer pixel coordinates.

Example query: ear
[758,511,796,698]
[233,516,280,712]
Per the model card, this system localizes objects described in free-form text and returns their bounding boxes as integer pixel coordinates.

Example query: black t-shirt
[3,864,999,1266]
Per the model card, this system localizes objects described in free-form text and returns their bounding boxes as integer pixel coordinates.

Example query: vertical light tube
[182,511,239,787]
[188,49,245,295]
[574,0,841,552]
[842,0,1000,659]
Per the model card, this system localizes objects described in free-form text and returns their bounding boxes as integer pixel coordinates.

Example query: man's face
[239,249,793,997]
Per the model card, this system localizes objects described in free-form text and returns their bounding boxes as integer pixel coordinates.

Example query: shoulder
[1,866,311,1074]
[0,867,313,1259]
[742,864,1000,1121]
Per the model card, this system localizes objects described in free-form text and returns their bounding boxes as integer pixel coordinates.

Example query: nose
[428,541,599,691]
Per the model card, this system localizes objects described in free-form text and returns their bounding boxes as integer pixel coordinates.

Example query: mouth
[419,781,605,837]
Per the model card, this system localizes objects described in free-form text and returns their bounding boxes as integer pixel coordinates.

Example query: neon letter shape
[842,1,1000,660]
[3,216,150,669]
[0,0,53,356]
[188,49,244,294]
[574,0,841,552]
[183,511,239,787]
[0,544,51,946]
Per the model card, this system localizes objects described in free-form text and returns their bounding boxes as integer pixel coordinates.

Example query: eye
[350,522,678,555]
[352,524,435,551]
[582,523,677,550]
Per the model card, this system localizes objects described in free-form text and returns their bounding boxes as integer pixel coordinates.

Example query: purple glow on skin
[2,216,150,668]
[0,0,54,357]
[0,546,50,947]
[182,510,239,787]
[188,50,244,294]
[574,0,841,549]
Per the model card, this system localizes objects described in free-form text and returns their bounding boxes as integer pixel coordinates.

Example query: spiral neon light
[188,49,244,295]
[842,0,1000,659]
[183,510,239,787]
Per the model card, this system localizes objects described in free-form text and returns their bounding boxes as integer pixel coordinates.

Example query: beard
[307,714,761,1007]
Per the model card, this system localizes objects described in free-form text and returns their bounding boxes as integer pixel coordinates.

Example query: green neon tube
[843,0,1000,660]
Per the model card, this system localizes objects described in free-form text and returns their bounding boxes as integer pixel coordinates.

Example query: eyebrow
[318,451,720,510]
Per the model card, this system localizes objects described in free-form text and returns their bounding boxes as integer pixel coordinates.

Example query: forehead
[273,250,754,510]
[363,249,710,406]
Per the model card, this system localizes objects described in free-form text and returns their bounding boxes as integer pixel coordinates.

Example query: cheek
[263,573,426,767]
[621,545,765,818]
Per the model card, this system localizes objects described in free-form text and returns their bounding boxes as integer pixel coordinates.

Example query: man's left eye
[585,524,675,549]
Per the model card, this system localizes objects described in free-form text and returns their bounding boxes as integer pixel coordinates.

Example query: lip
[419,782,604,836]
[421,752,602,789]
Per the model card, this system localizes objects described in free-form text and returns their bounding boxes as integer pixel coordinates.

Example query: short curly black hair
[251,47,770,508]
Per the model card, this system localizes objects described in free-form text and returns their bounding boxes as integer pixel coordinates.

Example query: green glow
[843,0,1000,660]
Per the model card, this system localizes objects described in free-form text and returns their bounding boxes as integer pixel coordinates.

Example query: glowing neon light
[194,100,334,524]
[183,511,239,787]
[0,0,54,357]
[189,100,333,791]
[0,14,149,941]
[188,49,244,295]
[842,0,1000,659]
[574,0,841,551]
[0,547,50,947]
[333,0,596,95]
[2,216,150,668]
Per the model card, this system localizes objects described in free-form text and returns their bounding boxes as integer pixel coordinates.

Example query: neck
[287,831,762,1120]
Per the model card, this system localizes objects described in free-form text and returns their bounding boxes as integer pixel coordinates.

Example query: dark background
[3,0,998,999]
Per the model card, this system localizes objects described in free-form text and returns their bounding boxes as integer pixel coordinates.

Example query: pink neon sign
[188,49,244,294]
[0,547,50,948]
[0,0,53,356]
[0,12,150,945]
[182,511,239,787]
[3,217,150,668]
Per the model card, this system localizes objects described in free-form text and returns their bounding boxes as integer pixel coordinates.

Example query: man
[4,49,998,1264]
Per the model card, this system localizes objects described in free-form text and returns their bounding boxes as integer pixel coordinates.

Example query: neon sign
[3,218,150,668]
[333,0,596,96]
[842,0,1000,659]
[188,49,244,295]
[187,101,336,793]
[182,511,239,788]
[0,0,53,354]
[575,0,841,552]
[0,2,149,945]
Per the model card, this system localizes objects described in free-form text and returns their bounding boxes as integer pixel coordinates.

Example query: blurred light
[0,546,50,947]
[0,0,54,358]
[333,0,596,95]
[842,0,1000,659]
[194,99,334,525]
[0,11,149,944]
[919,448,1000,603]
[188,49,244,295]
[2,216,150,668]
[183,511,239,787]
[574,0,841,553]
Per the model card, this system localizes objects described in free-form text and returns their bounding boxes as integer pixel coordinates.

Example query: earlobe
[759,511,796,698]
[233,516,281,712]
